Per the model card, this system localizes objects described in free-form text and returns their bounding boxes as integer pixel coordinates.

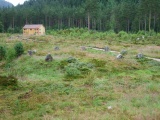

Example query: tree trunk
[149,10,151,32]
[153,14,156,31]
[45,15,47,29]
[127,19,130,33]
[144,14,147,35]
[12,17,14,30]
[48,17,50,29]
[26,17,28,24]
[87,12,90,31]
[61,19,62,29]
[68,17,71,28]
[99,19,102,31]
[139,19,141,31]
[58,19,60,30]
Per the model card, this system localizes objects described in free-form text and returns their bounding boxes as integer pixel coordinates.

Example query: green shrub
[90,59,106,67]
[66,57,77,63]
[5,48,16,62]
[65,64,81,78]
[149,30,156,36]
[0,76,18,89]
[59,60,69,69]
[137,30,146,35]
[0,45,6,60]
[117,31,128,38]
[64,60,94,79]
[14,42,24,57]
[7,27,14,33]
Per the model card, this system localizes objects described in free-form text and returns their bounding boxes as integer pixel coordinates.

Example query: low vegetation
[0,29,160,120]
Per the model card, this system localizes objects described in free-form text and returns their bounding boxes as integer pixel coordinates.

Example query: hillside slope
[0,0,13,7]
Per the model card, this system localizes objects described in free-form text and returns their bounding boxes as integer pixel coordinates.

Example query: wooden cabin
[23,24,45,35]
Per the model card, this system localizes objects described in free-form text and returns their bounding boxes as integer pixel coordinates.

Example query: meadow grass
[0,32,160,120]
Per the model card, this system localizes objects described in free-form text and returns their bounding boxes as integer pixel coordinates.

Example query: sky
[6,0,27,6]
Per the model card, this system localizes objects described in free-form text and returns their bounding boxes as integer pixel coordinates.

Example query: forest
[0,0,160,33]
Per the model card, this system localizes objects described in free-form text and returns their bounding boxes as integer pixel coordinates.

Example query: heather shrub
[0,45,6,60]
[14,42,24,57]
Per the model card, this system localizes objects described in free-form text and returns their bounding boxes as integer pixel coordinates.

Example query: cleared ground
[0,33,160,120]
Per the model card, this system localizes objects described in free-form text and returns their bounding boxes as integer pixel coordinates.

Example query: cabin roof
[23,24,43,29]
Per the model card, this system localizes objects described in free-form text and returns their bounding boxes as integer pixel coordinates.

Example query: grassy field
[0,31,160,120]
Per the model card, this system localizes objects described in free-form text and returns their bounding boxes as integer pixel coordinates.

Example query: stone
[107,106,112,110]
[104,46,109,52]
[32,50,37,53]
[45,54,53,62]
[54,46,59,51]
[120,50,127,55]
[116,54,123,59]
[81,46,86,51]
[136,53,144,59]
[28,50,36,56]
[28,50,33,56]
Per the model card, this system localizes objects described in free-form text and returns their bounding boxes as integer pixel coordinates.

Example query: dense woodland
[0,0,160,33]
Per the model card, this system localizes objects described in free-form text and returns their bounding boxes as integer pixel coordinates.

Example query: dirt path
[146,57,160,62]
[86,46,160,62]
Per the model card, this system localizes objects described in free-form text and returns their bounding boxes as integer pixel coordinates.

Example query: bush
[64,58,94,79]
[117,31,128,38]
[66,57,77,63]
[65,64,81,78]
[7,27,14,33]
[137,30,146,35]
[0,76,18,89]
[5,48,16,62]
[0,46,6,60]
[90,59,106,67]
[14,42,24,57]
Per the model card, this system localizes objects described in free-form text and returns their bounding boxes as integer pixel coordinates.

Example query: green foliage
[0,75,18,89]
[65,64,81,78]
[66,57,77,63]
[0,21,4,32]
[0,45,6,60]
[7,27,14,33]
[137,30,146,35]
[14,42,24,57]
[5,47,16,62]
[117,31,129,39]
[90,59,106,67]
[63,58,94,79]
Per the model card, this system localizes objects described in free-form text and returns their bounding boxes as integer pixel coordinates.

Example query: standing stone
[32,50,37,54]
[116,54,123,59]
[45,54,53,62]
[54,46,59,51]
[120,50,127,55]
[81,46,86,51]
[28,50,36,56]
[136,53,144,59]
[104,46,109,52]
[28,50,33,56]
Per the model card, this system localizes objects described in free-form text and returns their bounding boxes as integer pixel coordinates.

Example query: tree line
[0,0,160,33]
